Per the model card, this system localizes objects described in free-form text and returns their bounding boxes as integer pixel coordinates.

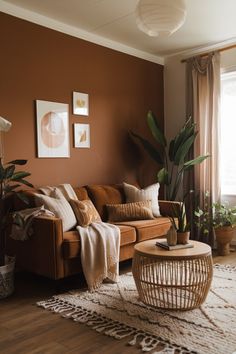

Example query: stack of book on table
[156,241,194,250]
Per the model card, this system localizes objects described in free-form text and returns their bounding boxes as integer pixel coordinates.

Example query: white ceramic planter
[0,256,15,299]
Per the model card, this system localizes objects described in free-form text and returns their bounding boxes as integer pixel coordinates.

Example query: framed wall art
[73,91,89,116]
[36,100,70,158]
[74,123,90,148]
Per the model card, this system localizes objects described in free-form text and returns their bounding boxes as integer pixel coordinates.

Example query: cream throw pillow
[70,199,101,227]
[34,188,77,232]
[106,200,154,222]
[123,182,160,217]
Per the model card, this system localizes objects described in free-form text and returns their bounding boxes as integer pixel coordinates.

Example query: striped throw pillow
[106,200,154,222]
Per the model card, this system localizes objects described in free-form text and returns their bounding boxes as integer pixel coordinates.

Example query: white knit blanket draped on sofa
[41,184,121,290]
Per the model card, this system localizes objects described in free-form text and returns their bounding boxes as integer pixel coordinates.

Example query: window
[220,70,236,196]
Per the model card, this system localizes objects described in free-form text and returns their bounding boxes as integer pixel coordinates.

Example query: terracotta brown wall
[0,12,164,189]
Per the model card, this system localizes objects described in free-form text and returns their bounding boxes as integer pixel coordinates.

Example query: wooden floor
[0,251,235,354]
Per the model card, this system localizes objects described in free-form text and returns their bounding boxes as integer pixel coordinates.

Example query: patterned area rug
[37,264,236,354]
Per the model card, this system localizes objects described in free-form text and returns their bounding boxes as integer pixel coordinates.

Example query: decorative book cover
[156,241,194,251]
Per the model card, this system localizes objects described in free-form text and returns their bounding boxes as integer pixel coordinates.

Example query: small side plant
[169,202,190,233]
[194,192,236,236]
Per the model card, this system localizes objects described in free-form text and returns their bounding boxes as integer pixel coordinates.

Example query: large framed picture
[74,123,90,148]
[36,100,70,158]
[73,92,89,116]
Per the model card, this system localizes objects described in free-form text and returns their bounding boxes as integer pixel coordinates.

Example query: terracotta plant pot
[214,226,235,256]
[177,231,190,245]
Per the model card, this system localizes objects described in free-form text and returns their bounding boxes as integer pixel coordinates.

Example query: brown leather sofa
[7,184,177,280]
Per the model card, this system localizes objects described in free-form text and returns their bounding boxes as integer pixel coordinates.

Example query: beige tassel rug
[37,264,236,354]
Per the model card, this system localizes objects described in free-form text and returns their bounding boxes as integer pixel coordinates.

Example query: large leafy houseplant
[131,111,209,200]
[0,159,33,266]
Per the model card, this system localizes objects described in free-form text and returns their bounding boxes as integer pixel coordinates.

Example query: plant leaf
[183,155,210,170]
[18,179,34,188]
[15,192,30,205]
[168,139,175,161]
[174,133,197,165]
[157,168,169,185]
[3,184,21,194]
[10,171,31,181]
[130,131,163,165]
[4,165,15,179]
[147,111,166,147]
[7,159,27,165]
[0,162,5,181]
[171,118,196,159]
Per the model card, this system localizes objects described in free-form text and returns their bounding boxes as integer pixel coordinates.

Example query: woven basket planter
[0,256,15,299]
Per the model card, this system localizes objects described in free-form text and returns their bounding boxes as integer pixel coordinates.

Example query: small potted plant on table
[169,199,190,245]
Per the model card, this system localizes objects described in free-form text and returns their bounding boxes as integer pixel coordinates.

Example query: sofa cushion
[114,217,171,242]
[63,224,136,259]
[74,187,90,201]
[106,201,154,222]
[123,182,160,217]
[34,189,77,232]
[86,184,125,221]
[70,199,101,227]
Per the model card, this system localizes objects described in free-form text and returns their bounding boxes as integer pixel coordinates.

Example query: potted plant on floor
[0,158,33,299]
[0,116,33,299]
[212,203,236,256]
[195,196,236,255]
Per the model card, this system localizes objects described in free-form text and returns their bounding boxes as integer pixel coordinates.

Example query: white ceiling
[1,0,236,63]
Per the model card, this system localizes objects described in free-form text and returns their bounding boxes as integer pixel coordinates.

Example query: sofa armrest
[159,200,181,217]
[7,215,65,280]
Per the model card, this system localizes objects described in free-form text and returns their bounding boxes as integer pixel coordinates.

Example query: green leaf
[15,192,30,205]
[157,168,169,185]
[18,179,34,188]
[168,139,175,161]
[171,118,196,159]
[130,131,163,165]
[174,133,197,165]
[0,163,5,180]
[10,171,31,181]
[7,159,27,165]
[3,184,21,193]
[147,111,166,147]
[183,155,210,170]
[4,165,15,179]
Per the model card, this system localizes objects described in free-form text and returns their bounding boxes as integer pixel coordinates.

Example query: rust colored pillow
[70,199,101,227]
[106,200,154,222]
[86,184,125,221]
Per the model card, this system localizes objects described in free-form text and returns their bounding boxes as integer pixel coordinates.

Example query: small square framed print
[74,123,90,148]
[73,91,89,116]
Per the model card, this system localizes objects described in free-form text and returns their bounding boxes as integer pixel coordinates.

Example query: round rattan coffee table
[132,239,213,310]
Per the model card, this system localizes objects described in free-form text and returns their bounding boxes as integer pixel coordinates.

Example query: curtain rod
[181,44,236,63]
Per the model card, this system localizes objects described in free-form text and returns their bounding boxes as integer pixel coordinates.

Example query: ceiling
[1,0,236,63]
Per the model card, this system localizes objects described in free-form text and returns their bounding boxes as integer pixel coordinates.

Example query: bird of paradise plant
[131,111,209,201]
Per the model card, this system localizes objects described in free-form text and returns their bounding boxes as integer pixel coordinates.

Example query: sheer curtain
[186,52,221,245]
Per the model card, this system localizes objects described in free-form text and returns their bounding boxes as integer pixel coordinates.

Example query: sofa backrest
[13,184,127,221]
[13,187,89,211]
[85,184,125,221]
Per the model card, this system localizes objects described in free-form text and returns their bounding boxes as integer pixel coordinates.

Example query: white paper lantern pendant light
[136,0,187,37]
